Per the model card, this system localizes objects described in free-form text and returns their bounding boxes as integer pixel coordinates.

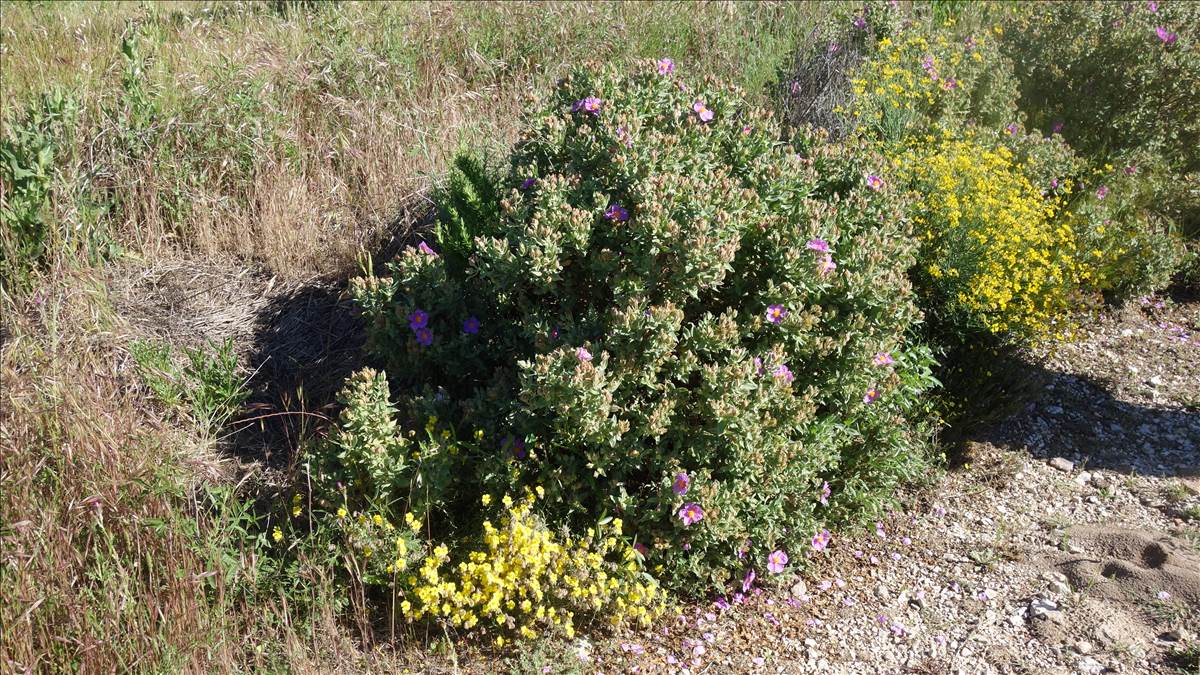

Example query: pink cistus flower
[807,238,830,252]
[811,529,831,552]
[1125,164,1139,175]
[819,481,831,506]
[817,254,837,276]
[576,347,593,362]
[678,502,705,526]
[692,101,714,122]
[673,472,690,496]
[767,549,789,573]
[656,57,675,75]
[873,352,895,366]
[415,327,433,347]
[1148,0,1159,12]
[417,241,438,256]
[1156,26,1178,44]
[772,364,794,384]
[766,304,788,324]
[863,387,880,403]
[1096,186,1109,199]
[462,316,480,334]
[866,174,885,190]
[852,14,867,30]
[571,97,602,114]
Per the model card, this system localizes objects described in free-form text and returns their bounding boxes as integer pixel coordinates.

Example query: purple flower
[1125,164,1138,175]
[901,536,912,546]
[863,387,880,404]
[1096,185,1109,199]
[753,357,764,376]
[656,57,675,75]
[415,327,433,347]
[692,101,714,122]
[462,316,480,334]
[942,78,958,90]
[852,14,867,30]
[964,36,977,49]
[819,481,831,506]
[678,502,705,526]
[605,203,630,222]
[409,309,429,331]
[1050,178,1060,189]
[737,539,751,559]
[633,542,649,557]
[875,521,887,538]
[742,569,756,592]
[865,174,885,190]
[1148,1,1159,12]
[520,177,537,191]
[767,549,789,573]
[1157,590,1171,601]
[615,126,633,148]
[1156,26,1177,44]
[772,364,794,384]
[673,472,690,496]
[872,352,894,366]
[876,614,890,626]
[714,597,731,611]
[501,434,526,460]
[806,238,830,252]
[766,304,788,324]
[817,254,837,276]
[1052,120,1064,134]
[417,241,437,256]
[1006,123,1019,136]
[571,97,602,114]
[576,347,593,362]
[811,530,831,552]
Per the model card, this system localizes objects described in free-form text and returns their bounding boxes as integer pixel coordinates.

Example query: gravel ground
[581,296,1200,674]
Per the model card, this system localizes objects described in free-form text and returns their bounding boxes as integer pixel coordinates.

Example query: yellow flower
[272,527,283,543]
[481,494,492,506]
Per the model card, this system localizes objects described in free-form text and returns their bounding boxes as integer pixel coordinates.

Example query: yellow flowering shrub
[898,136,1093,341]
[845,26,1016,140]
[338,491,665,647]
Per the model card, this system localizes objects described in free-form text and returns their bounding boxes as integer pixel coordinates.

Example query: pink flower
[1096,186,1109,199]
[1005,123,1019,136]
[692,101,714,122]
[866,174,885,190]
[811,529,831,552]
[817,254,837,276]
[741,125,752,135]
[806,238,830,252]
[1125,165,1138,175]
[767,549,789,573]
[875,521,886,538]
[673,472,690,496]
[772,364,794,384]
[1148,0,1159,12]
[766,304,788,324]
[678,502,705,526]
[572,97,603,114]
[742,569,756,592]
[656,57,675,75]
[737,539,751,559]
[819,481,831,506]
[1156,26,1178,44]
[576,347,593,362]
[863,387,880,404]
[1157,590,1171,601]
[872,352,894,366]
[417,241,438,256]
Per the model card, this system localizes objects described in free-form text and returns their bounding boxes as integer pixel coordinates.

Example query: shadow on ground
[948,355,1199,479]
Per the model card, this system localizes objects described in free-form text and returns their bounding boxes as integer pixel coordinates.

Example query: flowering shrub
[844,22,1017,142]
[897,134,1093,341]
[1001,1,1200,176]
[352,64,939,593]
[306,373,664,645]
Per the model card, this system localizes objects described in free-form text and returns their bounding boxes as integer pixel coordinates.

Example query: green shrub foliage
[351,64,938,592]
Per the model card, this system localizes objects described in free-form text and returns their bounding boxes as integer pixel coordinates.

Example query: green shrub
[351,63,939,593]
[1002,0,1200,239]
